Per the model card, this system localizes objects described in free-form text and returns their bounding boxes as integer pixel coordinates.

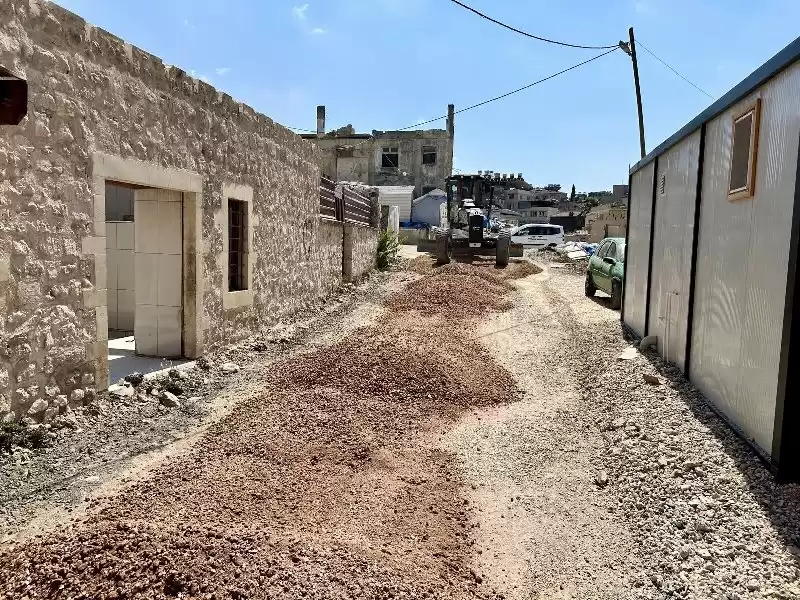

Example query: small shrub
[377,230,400,271]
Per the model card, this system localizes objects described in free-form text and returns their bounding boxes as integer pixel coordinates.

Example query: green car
[585,237,625,309]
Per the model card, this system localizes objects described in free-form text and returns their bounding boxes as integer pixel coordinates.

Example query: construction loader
[417,173,523,267]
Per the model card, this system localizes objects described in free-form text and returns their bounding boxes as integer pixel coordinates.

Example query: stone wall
[317,219,344,295]
[0,1,379,422]
[344,224,379,282]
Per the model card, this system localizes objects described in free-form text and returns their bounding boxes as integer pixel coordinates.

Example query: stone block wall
[344,224,379,282]
[317,219,344,296]
[0,1,379,421]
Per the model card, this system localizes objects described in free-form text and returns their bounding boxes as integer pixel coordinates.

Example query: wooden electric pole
[620,27,646,159]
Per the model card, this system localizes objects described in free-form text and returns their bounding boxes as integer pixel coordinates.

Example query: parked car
[585,237,625,309]
[510,224,564,248]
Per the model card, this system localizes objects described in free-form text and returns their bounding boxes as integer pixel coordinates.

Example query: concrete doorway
[104,182,190,384]
[91,153,204,390]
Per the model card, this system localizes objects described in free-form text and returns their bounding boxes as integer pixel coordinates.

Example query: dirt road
[2,256,799,599]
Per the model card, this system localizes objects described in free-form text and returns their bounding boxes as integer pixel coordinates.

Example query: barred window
[228,199,247,292]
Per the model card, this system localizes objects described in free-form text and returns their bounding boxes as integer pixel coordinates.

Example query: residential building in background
[613,184,629,203]
[586,204,628,242]
[302,106,455,198]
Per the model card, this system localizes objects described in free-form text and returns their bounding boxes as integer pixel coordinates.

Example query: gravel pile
[389,259,540,317]
[0,275,392,541]
[0,265,522,598]
[584,327,800,598]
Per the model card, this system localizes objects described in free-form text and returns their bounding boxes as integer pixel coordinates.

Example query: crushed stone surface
[2,257,799,599]
[0,275,396,542]
[0,262,531,599]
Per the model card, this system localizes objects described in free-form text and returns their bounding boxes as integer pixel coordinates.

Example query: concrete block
[82,287,107,309]
[81,235,106,255]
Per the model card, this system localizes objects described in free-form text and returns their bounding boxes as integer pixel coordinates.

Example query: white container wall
[623,162,655,337]
[378,186,415,221]
[647,130,701,372]
[690,62,800,453]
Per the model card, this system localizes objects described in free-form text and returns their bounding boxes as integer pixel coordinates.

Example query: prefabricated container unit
[377,186,415,222]
[622,36,800,480]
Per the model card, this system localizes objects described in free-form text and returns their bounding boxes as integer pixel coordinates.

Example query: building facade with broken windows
[0,1,379,422]
[301,106,455,198]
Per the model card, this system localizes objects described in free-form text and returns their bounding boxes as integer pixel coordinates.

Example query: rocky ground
[0,273,399,543]
[1,254,799,599]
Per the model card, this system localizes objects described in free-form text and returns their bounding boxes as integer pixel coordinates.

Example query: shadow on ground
[626,328,800,552]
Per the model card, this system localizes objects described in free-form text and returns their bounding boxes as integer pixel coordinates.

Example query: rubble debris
[642,374,661,385]
[108,383,135,398]
[124,372,145,387]
[617,347,638,360]
[159,392,180,408]
[220,362,240,375]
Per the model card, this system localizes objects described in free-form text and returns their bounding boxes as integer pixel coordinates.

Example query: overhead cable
[449,0,619,50]
[392,47,619,132]
[636,39,715,100]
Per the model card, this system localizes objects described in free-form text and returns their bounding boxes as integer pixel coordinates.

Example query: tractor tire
[496,232,510,268]
[436,232,451,265]
[585,272,596,297]
[610,279,623,310]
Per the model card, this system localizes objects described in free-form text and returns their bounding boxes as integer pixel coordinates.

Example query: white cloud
[310,27,326,35]
[292,3,309,20]
[215,67,231,76]
[183,18,194,28]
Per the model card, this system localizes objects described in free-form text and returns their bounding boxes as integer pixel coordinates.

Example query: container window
[728,99,761,201]
[381,147,399,168]
[659,173,666,196]
[228,199,247,292]
[422,146,437,165]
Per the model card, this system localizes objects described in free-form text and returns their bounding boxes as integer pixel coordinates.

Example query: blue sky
[55,0,800,190]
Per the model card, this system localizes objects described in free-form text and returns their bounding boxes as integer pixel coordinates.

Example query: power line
[393,47,619,132]
[287,125,318,133]
[326,47,618,159]
[449,0,618,50]
[636,39,715,100]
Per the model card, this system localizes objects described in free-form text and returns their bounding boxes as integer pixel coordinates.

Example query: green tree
[580,196,600,216]
[569,184,576,202]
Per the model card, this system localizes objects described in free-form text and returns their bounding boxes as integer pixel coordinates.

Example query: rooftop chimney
[446,104,455,138]
[316,105,325,137]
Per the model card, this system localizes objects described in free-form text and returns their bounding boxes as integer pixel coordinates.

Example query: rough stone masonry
[0,1,378,422]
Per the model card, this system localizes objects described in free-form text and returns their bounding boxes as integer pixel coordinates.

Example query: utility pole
[619,27,646,159]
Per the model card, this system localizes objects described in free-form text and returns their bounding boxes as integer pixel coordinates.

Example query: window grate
[228,199,247,292]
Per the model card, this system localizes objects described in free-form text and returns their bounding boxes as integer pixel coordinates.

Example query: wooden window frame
[728,98,762,202]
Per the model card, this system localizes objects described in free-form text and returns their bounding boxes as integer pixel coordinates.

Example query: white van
[511,224,565,248]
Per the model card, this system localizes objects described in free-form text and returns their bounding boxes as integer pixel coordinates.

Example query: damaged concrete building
[301,106,455,198]
[0,1,379,422]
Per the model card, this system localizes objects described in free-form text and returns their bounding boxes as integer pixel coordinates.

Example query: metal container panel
[690,61,800,453]
[648,131,701,372]
[623,162,654,337]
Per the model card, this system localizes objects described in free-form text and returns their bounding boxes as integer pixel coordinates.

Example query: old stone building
[301,106,455,197]
[0,1,378,422]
